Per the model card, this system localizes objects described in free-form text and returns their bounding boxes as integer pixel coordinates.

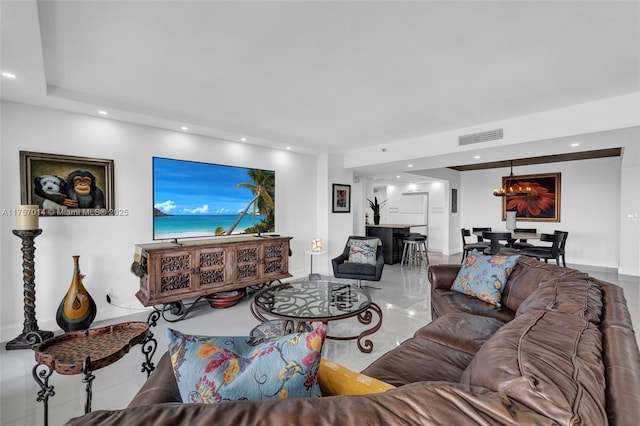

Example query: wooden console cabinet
[135,236,292,306]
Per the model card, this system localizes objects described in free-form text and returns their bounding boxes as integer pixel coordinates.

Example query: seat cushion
[431,288,516,322]
[414,312,505,355]
[360,337,474,387]
[337,261,376,275]
[461,309,606,425]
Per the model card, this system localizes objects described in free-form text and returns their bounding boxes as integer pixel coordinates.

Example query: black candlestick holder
[6,229,54,350]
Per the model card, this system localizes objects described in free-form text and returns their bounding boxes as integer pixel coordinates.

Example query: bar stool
[401,235,429,267]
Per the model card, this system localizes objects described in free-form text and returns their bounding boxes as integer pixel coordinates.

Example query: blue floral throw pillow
[451,250,520,307]
[166,326,326,404]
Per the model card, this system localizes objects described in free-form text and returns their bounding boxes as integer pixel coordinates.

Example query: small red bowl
[206,290,244,308]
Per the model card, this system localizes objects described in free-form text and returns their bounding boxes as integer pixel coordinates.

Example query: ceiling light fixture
[492,160,533,197]
[2,72,16,79]
[571,142,580,147]
[98,110,108,115]
[181,126,189,131]
[240,137,247,142]
[407,164,413,168]
[285,146,291,150]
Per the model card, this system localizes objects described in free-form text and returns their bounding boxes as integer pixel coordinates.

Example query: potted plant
[367,196,387,225]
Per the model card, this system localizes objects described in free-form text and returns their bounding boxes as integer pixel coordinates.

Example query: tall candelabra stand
[6,229,54,350]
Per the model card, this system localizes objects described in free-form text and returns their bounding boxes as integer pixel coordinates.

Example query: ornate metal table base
[151,280,281,323]
[325,302,383,353]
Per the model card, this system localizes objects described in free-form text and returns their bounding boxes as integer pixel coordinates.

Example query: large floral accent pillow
[347,238,380,265]
[166,326,326,403]
[451,250,520,307]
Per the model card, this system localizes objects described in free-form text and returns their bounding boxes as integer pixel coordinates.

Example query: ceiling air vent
[459,128,503,146]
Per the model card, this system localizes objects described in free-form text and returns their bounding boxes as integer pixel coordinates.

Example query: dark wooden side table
[32,322,156,426]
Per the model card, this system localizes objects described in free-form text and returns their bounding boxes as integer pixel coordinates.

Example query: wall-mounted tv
[153,157,275,241]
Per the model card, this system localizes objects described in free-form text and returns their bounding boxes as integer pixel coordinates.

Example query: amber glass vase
[56,255,97,332]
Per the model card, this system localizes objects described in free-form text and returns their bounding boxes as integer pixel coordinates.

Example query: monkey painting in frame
[20,151,114,216]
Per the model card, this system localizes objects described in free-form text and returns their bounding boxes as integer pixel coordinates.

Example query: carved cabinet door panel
[152,250,195,298]
[196,247,230,290]
[262,241,288,280]
[235,243,261,283]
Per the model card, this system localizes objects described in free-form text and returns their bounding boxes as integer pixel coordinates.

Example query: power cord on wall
[105,292,150,311]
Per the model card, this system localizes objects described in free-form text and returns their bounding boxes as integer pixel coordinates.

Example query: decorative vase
[506,211,517,231]
[56,255,97,332]
[373,213,381,225]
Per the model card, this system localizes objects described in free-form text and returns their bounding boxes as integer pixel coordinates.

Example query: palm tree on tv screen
[225,169,274,235]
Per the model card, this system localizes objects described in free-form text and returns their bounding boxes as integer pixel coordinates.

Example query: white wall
[0,101,320,341]
[459,157,621,269]
[325,154,354,275]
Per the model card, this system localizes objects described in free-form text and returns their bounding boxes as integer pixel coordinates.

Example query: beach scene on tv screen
[153,157,275,240]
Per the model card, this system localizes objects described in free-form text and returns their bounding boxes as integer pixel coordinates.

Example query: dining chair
[472,227,492,243]
[554,230,569,267]
[460,228,490,263]
[481,231,517,255]
[512,228,537,249]
[519,232,564,264]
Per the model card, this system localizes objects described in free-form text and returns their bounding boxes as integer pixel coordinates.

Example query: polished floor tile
[1,253,638,425]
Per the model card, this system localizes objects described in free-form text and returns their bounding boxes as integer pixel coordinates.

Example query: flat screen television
[153,157,275,241]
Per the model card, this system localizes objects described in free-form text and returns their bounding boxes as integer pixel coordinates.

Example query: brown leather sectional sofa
[67,256,640,425]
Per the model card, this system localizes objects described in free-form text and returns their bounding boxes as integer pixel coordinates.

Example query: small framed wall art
[20,151,115,216]
[332,183,351,213]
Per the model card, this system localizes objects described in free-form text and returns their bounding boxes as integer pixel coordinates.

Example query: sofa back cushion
[461,309,606,425]
[516,277,603,324]
[501,256,587,312]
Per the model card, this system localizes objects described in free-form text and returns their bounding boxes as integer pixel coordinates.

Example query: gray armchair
[331,236,384,287]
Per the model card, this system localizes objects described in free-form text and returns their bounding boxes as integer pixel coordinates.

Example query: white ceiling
[2,1,639,162]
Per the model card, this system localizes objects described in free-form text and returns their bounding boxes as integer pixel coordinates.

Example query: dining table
[472,230,541,255]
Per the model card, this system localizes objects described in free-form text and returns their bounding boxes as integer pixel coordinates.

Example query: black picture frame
[451,188,458,213]
[332,184,351,213]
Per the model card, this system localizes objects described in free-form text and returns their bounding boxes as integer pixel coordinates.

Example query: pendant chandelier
[493,161,533,197]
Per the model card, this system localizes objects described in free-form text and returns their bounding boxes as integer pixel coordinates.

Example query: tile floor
[1,253,638,426]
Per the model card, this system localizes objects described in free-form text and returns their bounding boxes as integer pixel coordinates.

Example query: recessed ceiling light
[396,175,400,179]
[571,142,580,147]
[474,155,481,159]
[240,137,247,142]
[98,110,108,115]
[285,146,291,150]
[407,164,413,168]
[181,126,189,131]
[2,72,16,79]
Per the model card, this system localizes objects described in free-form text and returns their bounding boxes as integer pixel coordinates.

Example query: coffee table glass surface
[252,281,371,320]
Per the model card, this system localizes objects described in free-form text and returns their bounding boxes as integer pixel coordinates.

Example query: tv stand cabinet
[135,236,292,311]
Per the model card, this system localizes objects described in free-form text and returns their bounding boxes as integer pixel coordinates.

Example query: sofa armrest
[428,264,461,290]
[128,351,182,407]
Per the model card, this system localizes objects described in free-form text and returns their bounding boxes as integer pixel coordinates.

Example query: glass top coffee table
[250,281,383,353]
